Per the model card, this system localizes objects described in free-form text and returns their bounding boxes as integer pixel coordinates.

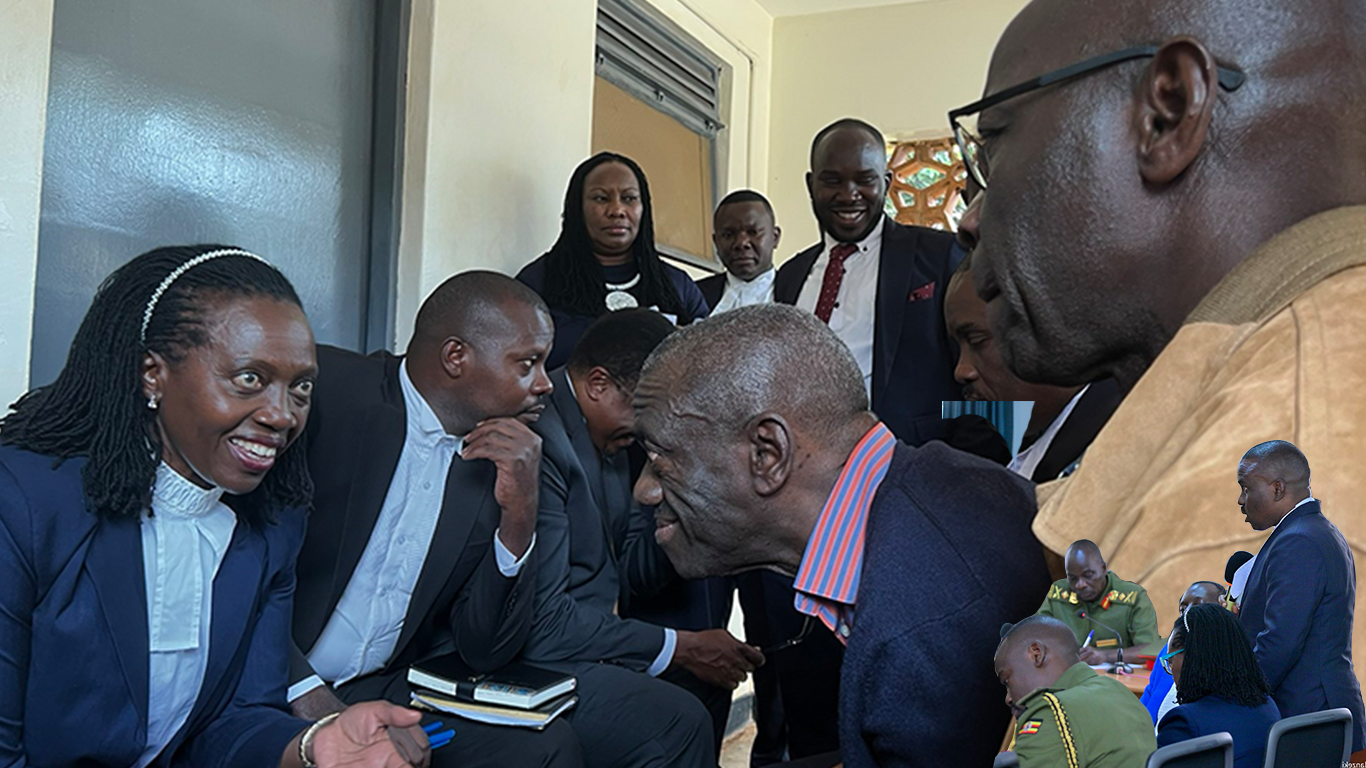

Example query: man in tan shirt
[951,0,1366,719]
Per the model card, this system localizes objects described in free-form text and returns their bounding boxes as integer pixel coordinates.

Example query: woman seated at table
[1157,603,1280,768]
[0,246,427,768]
[517,151,711,368]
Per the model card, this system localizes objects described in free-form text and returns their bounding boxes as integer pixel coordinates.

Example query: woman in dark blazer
[1157,603,1281,768]
[517,151,710,369]
[0,246,427,768]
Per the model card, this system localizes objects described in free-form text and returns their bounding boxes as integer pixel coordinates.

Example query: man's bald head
[1064,540,1109,603]
[405,270,554,435]
[1238,440,1313,530]
[408,270,549,355]
[995,616,1081,716]
[641,303,869,441]
[957,0,1366,392]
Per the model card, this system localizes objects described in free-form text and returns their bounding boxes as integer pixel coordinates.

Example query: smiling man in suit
[1235,440,1365,753]
[520,308,757,767]
[775,118,963,447]
[287,271,585,767]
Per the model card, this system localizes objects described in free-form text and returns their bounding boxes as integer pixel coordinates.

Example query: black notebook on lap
[408,654,577,710]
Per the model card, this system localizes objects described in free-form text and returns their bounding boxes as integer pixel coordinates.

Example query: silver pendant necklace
[605,274,641,310]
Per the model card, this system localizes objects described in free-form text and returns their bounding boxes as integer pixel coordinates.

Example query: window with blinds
[592,0,726,269]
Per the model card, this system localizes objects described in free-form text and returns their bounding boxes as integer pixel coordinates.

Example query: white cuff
[494,529,536,577]
[647,628,677,677]
[287,675,326,704]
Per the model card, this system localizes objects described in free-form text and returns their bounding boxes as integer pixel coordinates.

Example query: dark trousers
[338,668,585,768]
[737,571,842,764]
[561,662,716,768]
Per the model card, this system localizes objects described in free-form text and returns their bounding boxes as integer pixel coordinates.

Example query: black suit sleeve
[618,500,678,612]
[520,455,666,669]
[449,541,538,673]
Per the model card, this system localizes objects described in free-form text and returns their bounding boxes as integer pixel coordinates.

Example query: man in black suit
[631,304,1051,768]
[523,308,757,766]
[943,254,1122,482]
[774,118,962,446]
[288,271,583,767]
[697,190,782,315]
[1236,440,1366,752]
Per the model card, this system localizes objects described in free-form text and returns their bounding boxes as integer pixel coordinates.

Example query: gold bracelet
[299,712,341,768]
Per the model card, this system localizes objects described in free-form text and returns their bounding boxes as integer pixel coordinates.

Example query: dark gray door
[32,0,380,385]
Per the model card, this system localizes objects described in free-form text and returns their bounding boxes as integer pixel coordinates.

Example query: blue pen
[1082,629,1095,649]
[422,721,445,735]
[429,729,456,750]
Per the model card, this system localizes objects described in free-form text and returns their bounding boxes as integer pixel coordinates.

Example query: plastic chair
[1264,707,1353,768]
[1146,732,1233,768]
[992,751,1019,768]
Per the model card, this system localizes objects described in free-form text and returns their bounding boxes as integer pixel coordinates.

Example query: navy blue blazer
[516,254,711,370]
[1157,696,1281,768]
[0,444,307,768]
[840,441,1052,768]
[1238,499,1366,752]
[774,218,964,445]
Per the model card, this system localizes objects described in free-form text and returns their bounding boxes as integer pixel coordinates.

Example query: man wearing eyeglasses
[949,0,1366,714]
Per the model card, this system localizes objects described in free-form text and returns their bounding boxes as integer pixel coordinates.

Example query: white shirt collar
[1008,384,1090,480]
[400,359,463,453]
[713,268,776,315]
[822,218,885,256]
[152,461,226,519]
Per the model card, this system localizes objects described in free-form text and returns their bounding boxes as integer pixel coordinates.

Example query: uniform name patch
[1019,720,1041,735]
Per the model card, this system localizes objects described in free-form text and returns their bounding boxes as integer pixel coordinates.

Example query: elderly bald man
[951,0,1366,702]
[631,304,1051,768]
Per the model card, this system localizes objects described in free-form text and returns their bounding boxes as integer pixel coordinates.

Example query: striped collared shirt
[792,422,895,643]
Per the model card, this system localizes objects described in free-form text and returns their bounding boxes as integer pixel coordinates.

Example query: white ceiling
[756,0,943,17]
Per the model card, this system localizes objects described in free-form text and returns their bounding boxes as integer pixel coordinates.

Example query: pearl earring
[148,396,159,410]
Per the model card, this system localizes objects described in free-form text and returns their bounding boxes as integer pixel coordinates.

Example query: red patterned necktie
[814,243,858,324]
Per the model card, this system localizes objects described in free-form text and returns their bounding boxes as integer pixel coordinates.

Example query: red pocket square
[908,281,936,302]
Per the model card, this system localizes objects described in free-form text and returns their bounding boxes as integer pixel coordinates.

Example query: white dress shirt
[1008,384,1091,480]
[711,268,775,315]
[564,376,676,676]
[292,361,533,700]
[795,225,883,396]
[137,463,237,768]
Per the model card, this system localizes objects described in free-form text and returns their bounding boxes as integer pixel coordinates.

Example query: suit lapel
[395,453,495,654]
[875,219,920,393]
[774,245,822,305]
[331,387,408,611]
[86,516,150,727]
[185,523,266,729]
[552,370,606,512]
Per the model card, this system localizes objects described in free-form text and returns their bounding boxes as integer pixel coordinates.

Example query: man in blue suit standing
[1236,440,1366,753]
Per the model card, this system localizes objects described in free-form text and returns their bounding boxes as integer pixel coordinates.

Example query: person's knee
[660,683,716,754]
[522,722,586,768]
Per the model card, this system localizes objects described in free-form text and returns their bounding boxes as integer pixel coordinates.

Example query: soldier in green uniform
[1036,540,1160,665]
[995,616,1157,768]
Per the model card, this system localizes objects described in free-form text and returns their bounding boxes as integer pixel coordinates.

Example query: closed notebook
[408,654,577,710]
[410,691,578,731]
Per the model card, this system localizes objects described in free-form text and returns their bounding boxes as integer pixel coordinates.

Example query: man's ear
[1028,640,1047,669]
[748,413,794,497]
[1271,478,1286,502]
[772,224,782,249]
[142,350,168,405]
[1136,36,1219,185]
[440,336,470,379]
[805,171,814,200]
[585,366,616,402]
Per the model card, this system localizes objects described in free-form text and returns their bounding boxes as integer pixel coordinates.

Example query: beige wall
[0,0,56,408]
[766,0,1026,254]
[394,0,773,349]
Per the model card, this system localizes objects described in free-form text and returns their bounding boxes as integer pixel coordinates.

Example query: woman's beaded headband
[140,249,270,344]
